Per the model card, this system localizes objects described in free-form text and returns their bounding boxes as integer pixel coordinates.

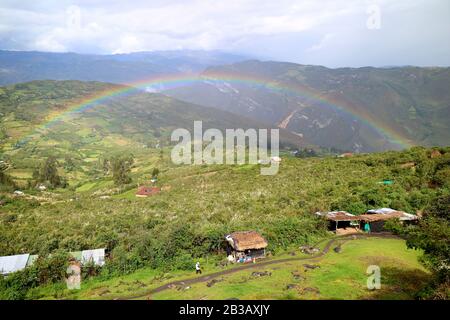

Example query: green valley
[0,80,448,301]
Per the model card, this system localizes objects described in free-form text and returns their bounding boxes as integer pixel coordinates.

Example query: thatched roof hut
[225,231,268,251]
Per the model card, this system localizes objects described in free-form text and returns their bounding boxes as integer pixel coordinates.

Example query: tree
[0,161,15,190]
[0,126,8,140]
[111,155,134,185]
[151,167,160,179]
[397,193,450,299]
[295,148,317,158]
[64,156,75,172]
[36,157,66,188]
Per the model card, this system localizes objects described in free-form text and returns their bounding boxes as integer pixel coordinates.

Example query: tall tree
[0,161,15,190]
[111,155,134,185]
[151,167,160,179]
[36,157,65,188]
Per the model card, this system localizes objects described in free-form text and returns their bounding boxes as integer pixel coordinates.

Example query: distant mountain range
[0,51,449,152]
[0,50,249,85]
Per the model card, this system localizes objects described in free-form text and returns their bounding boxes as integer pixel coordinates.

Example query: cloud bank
[0,0,448,67]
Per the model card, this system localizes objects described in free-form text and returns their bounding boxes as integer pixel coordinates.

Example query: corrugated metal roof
[0,254,30,275]
[314,211,360,221]
[366,208,418,221]
[367,208,397,214]
[81,248,105,266]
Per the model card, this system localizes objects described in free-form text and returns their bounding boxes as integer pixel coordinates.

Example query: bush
[0,267,39,300]
[104,246,144,276]
[0,251,69,300]
[339,200,367,215]
[172,252,194,270]
[34,251,70,284]
[263,216,326,249]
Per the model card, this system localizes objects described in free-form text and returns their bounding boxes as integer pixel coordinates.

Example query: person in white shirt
[195,261,201,274]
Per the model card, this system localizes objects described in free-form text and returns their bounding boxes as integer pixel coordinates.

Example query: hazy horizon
[2,48,449,70]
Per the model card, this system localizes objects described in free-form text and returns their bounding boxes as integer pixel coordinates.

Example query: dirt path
[122,233,399,300]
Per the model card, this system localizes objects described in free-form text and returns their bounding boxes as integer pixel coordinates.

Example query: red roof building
[136,186,161,197]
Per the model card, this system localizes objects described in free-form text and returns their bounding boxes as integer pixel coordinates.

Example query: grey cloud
[0,0,448,67]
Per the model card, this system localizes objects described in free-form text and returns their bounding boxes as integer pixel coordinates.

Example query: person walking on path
[195,261,202,274]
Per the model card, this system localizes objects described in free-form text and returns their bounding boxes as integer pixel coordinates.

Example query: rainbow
[18,71,414,148]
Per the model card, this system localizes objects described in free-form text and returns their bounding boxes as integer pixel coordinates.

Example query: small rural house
[314,208,418,234]
[0,253,36,276]
[430,149,442,158]
[338,152,353,158]
[315,211,361,234]
[359,208,418,232]
[271,156,282,163]
[225,231,268,263]
[136,186,161,197]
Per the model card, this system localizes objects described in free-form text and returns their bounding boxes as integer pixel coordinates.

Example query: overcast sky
[0,0,449,67]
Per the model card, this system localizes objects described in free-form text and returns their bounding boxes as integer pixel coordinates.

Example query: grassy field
[26,237,428,300]
[149,237,428,300]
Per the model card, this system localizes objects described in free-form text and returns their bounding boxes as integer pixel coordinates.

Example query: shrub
[172,252,194,270]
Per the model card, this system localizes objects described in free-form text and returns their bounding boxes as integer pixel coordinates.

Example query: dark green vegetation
[167,61,450,152]
[108,155,134,186]
[0,161,15,191]
[0,251,70,300]
[388,193,450,299]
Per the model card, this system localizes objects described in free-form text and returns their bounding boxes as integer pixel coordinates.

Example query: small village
[0,205,419,277]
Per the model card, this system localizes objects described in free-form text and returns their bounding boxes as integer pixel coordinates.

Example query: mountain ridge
[0,79,305,156]
[1,51,449,152]
[0,50,250,86]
